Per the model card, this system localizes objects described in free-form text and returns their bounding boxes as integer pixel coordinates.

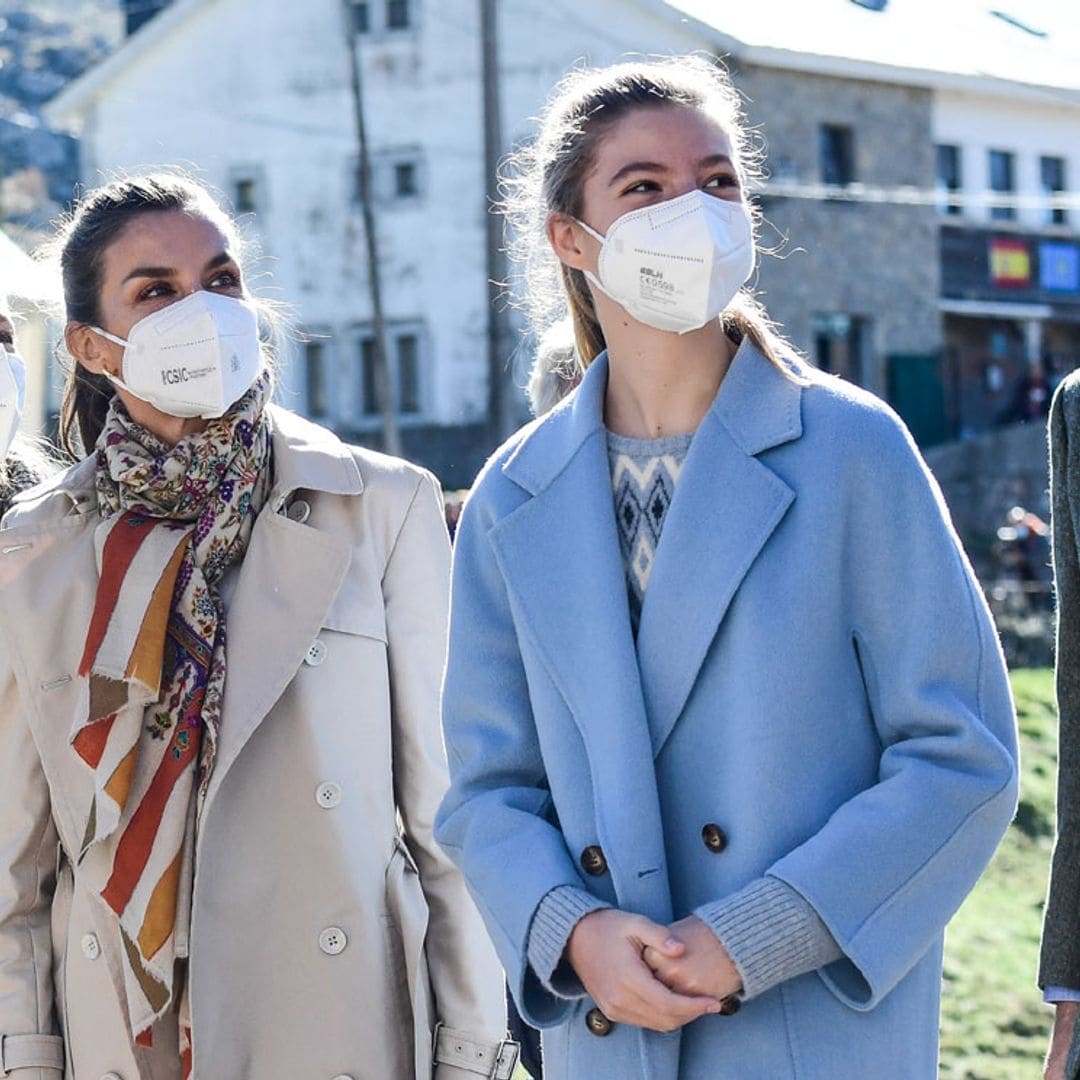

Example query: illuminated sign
[1040,242,1080,292]
[989,237,1031,288]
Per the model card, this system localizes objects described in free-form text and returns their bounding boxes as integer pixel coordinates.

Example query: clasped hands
[566,909,743,1033]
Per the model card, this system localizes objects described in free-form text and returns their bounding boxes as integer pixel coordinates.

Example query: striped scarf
[72,372,272,1074]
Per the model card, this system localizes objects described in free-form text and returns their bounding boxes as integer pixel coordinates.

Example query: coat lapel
[201,407,362,817]
[635,343,803,756]
[493,359,673,922]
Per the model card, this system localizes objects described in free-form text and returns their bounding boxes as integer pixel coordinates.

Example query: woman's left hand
[642,915,742,1001]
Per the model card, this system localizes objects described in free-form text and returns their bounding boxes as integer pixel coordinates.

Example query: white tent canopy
[0,229,61,308]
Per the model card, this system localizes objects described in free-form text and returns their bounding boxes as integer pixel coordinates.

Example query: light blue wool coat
[435,342,1018,1080]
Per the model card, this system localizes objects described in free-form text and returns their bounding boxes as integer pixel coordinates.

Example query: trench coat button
[305,639,328,666]
[701,823,728,853]
[100,1074,123,1080]
[720,995,742,1016]
[81,932,101,960]
[580,845,607,876]
[286,498,311,524]
[331,1075,355,1080]
[318,926,348,955]
[585,1007,613,1036]
[315,782,342,809]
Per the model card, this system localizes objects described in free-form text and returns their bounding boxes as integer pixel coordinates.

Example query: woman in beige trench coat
[0,174,511,1080]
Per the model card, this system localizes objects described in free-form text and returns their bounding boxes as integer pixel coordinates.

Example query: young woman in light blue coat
[435,57,1018,1080]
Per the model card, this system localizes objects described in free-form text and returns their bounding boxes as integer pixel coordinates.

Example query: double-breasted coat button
[701,823,728,853]
[81,932,101,960]
[720,995,742,1016]
[318,926,348,955]
[580,845,607,876]
[305,639,328,666]
[331,1075,355,1080]
[286,498,311,524]
[585,1007,613,1037]
[315,782,342,809]
[100,1073,123,1080]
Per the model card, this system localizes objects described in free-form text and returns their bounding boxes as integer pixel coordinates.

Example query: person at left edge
[0,174,510,1080]
[0,294,57,517]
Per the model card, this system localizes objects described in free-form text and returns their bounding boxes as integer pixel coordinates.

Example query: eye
[622,179,661,196]
[137,281,175,302]
[208,268,243,291]
[704,173,740,191]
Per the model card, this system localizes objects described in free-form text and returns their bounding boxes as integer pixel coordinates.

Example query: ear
[66,323,117,377]
[547,212,595,273]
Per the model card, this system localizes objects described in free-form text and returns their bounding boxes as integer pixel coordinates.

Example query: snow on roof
[663,0,1080,97]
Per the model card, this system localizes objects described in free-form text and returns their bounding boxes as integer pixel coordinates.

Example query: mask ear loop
[571,218,619,304]
[86,325,154,406]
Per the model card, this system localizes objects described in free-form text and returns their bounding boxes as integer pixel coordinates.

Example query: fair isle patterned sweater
[607,431,693,636]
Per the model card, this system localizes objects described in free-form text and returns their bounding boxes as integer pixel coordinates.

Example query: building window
[350,1,370,32]
[386,0,410,29]
[352,0,413,33]
[305,339,329,420]
[813,313,867,385]
[935,144,962,215]
[394,160,418,199]
[351,148,424,205]
[820,125,855,186]
[397,332,420,413]
[1041,155,1067,226]
[234,179,257,214]
[229,166,265,217]
[357,324,424,419]
[988,150,1016,220]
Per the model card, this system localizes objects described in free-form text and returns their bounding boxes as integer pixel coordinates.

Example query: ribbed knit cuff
[694,876,843,1001]
[526,885,611,998]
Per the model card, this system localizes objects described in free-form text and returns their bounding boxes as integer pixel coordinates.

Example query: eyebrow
[608,154,736,187]
[122,251,235,284]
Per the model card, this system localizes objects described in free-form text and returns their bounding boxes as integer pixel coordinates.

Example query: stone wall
[925,419,1049,560]
[736,65,941,397]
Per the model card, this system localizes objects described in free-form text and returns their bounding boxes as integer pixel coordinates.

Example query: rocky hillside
[0,0,122,234]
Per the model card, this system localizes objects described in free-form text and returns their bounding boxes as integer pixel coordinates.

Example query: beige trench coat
[0,407,510,1080]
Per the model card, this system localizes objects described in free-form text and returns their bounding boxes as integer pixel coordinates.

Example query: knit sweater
[525,430,842,1004]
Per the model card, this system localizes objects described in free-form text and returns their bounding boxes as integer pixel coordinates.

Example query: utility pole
[341,0,401,457]
[480,0,514,444]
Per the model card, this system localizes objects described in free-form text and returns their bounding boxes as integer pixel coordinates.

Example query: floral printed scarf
[72,371,272,1075]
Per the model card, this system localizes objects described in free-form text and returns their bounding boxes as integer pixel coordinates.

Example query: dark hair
[56,173,245,457]
[503,55,802,373]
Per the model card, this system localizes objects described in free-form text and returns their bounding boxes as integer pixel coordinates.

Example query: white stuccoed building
[45,0,1080,475]
[45,0,714,482]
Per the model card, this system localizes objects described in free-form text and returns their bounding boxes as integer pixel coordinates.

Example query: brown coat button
[580,845,608,876]
[701,824,728,853]
[720,995,741,1016]
[585,1007,613,1036]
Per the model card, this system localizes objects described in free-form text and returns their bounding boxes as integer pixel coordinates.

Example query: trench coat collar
[264,404,364,506]
[496,338,803,768]
[17,402,363,517]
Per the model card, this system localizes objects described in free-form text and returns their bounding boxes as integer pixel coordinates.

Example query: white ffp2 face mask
[0,349,26,456]
[577,189,756,335]
[92,290,263,419]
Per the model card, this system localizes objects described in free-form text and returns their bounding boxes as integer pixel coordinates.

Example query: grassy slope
[940,667,1057,1078]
